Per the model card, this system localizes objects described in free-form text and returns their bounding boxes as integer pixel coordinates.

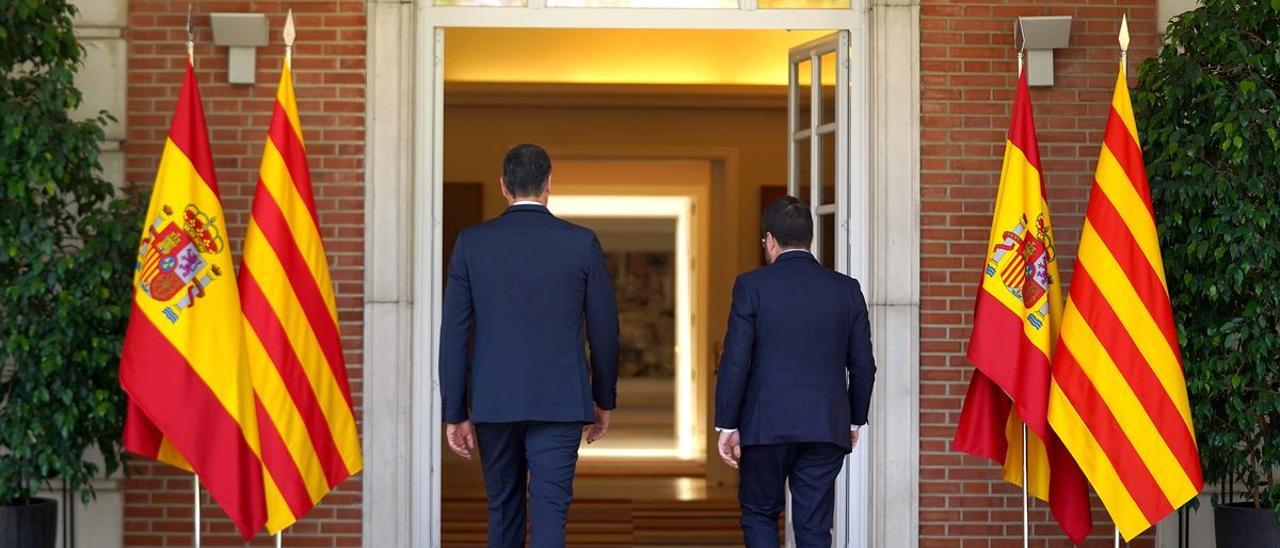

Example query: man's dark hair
[502,143,552,198]
[762,196,813,249]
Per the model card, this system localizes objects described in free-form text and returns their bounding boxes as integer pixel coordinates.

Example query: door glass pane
[820,51,837,126]
[819,213,836,268]
[792,137,811,206]
[820,132,835,206]
[435,0,527,5]
[761,0,850,8]
[548,0,735,5]
[794,59,812,135]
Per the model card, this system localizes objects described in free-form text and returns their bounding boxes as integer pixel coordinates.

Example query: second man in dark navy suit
[714,196,877,548]
[440,143,620,548]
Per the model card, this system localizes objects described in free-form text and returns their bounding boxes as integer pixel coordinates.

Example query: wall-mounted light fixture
[1016,15,1073,87]
[210,12,269,85]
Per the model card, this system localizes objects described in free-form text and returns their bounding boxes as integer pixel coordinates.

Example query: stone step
[441,497,780,546]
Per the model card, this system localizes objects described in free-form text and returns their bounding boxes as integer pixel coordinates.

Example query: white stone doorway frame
[363,2,920,546]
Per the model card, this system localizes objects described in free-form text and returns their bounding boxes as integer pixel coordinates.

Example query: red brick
[121,0,1165,544]
[921,0,1160,544]
[123,1,365,545]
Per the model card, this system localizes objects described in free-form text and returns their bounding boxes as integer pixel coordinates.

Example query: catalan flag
[119,61,267,540]
[1047,63,1203,541]
[238,57,363,533]
[953,69,1092,543]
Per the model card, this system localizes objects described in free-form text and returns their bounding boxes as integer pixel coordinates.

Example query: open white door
[789,31,849,269]
[786,31,854,547]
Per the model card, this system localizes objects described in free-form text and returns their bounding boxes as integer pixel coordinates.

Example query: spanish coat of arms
[135,204,225,323]
[984,212,1057,329]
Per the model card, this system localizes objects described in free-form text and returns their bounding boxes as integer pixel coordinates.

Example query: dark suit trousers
[738,442,847,548]
[476,421,583,548]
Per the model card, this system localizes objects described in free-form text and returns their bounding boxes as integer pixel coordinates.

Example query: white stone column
[72,0,127,191]
[41,3,131,548]
[1158,0,1200,34]
[363,1,419,547]
[868,0,921,546]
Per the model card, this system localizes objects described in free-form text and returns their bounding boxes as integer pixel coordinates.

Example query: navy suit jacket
[439,204,620,424]
[714,251,876,451]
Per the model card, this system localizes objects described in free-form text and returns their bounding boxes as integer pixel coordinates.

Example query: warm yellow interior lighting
[547,0,736,6]
[549,195,697,460]
[758,0,850,8]
[444,28,837,86]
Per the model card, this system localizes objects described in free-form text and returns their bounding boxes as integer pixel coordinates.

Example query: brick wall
[121,1,365,545]
[113,0,1182,545]
[919,1,1164,546]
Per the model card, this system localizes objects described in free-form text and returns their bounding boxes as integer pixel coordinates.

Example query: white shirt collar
[512,200,545,207]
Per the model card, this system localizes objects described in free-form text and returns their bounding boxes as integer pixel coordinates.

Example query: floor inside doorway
[440,379,777,545]
[442,476,776,546]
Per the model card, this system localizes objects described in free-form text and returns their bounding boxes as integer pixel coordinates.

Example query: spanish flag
[953,69,1092,543]
[238,58,363,533]
[1047,63,1203,541]
[119,62,267,540]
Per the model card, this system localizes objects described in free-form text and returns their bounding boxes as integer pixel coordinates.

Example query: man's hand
[851,426,861,450]
[717,430,742,469]
[446,421,476,460]
[585,405,611,444]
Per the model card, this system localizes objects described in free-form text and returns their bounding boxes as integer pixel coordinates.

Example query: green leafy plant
[0,0,145,505]
[1133,0,1280,516]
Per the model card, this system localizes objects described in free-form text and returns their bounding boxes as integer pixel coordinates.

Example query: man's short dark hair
[502,143,552,198]
[762,196,813,249]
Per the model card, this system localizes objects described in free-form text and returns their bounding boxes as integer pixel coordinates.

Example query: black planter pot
[0,497,57,548]
[1216,502,1280,548]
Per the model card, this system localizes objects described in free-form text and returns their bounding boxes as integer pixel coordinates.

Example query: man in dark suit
[714,196,877,548]
[439,143,620,548]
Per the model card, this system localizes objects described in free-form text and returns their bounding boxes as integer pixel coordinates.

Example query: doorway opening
[551,194,697,462]
[438,27,844,545]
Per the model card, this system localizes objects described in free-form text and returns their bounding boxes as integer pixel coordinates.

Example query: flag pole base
[1022,424,1029,548]
[193,474,201,548]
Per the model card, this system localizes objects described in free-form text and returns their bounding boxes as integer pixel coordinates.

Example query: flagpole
[1119,13,1131,73]
[184,8,200,548]
[185,4,194,65]
[193,474,201,548]
[1112,18,1131,548]
[1021,425,1029,547]
[1113,21,1129,548]
[284,9,296,70]
[275,12,296,548]
[1013,45,1030,548]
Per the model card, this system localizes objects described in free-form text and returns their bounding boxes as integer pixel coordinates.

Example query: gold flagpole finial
[1014,18,1026,75]
[185,4,194,65]
[1118,14,1131,67]
[283,9,296,69]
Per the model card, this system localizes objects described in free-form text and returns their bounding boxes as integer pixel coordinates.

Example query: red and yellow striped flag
[1047,63,1203,541]
[238,59,363,533]
[119,62,267,540]
[953,69,1092,543]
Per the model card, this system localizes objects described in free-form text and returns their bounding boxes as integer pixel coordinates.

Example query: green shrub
[0,0,144,504]
[1134,0,1280,513]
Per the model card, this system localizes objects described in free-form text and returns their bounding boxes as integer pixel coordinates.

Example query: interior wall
[443,103,786,275]
[553,167,710,468]
[444,28,833,86]
[443,102,787,486]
